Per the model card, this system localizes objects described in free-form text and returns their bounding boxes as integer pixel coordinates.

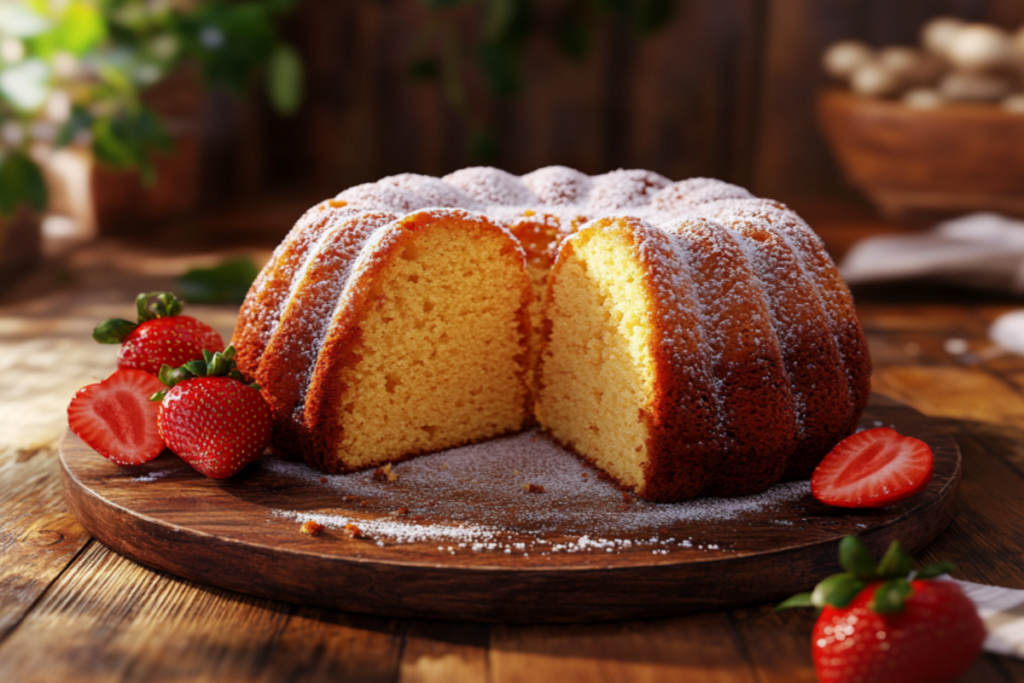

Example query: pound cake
[232,166,871,502]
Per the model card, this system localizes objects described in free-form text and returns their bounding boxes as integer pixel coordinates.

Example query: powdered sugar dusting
[265,429,811,557]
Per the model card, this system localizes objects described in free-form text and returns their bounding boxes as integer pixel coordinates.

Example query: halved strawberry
[67,369,166,465]
[811,427,934,508]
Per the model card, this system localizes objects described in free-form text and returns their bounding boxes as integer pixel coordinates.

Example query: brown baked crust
[665,217,800,497]
[706,199,872,474]
[716,217,852,489]
[232,200,358,378]
[255,211,398,461]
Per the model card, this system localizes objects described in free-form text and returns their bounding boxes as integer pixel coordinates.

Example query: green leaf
[34,0,106,57]
[267,43,303,116]
[0,151,47,215]
[0,59,50,112]
[872,578,913,614]
[878,541,914,579]
[176,257,260,304]
[0,5,51,38]
[916,560,956,579]
[839,536,877,581]
[92,118,137,168]
[811,573,866,610]
[776,592,814,611]
[92,318,138,344]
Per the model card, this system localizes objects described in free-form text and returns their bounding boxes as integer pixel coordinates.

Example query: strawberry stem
[778,535,959,615]
[136,292,185,322]
[150,345,257,401]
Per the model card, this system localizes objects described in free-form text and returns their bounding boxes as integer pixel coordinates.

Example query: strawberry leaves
[93,292,186,344]
[151,345,254,401]
[778,535,957,614]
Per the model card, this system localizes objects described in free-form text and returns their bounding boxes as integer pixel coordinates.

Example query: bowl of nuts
[817,17,1024,218]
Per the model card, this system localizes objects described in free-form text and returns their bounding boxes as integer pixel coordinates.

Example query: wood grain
[59,397,959,623]
[490,614,757,683]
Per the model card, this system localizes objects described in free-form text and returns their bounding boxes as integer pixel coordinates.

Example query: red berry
[67,369,166,465]
[812,579,985,683]
[812,427,934,508]
[118,315,224,376]
[157,376,272,479]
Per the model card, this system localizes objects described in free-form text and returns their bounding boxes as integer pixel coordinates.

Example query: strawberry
[153,346,272,479]
[67,368,166,465]
[779,536,985,683]
[811,427,934,508]
[93,292,224,376]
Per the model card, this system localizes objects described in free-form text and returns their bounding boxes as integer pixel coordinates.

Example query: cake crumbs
[300,520,325,536]
[373,463,398,482]
[345,522,368,539]
[319,477,328,484]
[265,429,813,558]
[522,483,545,493]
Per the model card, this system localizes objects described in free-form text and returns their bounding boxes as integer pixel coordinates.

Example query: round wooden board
[60,394,960,623]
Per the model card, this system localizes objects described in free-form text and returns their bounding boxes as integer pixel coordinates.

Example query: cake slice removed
[535,217,721,502]
[297,209,534,472]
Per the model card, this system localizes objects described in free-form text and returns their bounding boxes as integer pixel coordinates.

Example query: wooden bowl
[817,88,1024,218]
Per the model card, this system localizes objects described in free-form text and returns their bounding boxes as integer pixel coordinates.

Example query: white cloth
[955,579,1024,659]
[840,213,1024,293]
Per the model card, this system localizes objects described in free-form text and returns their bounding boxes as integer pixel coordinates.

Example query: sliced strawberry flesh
[812,427,934,508]
[68,369,166,466]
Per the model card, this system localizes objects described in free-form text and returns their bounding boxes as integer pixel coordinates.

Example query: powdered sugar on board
[259,428,812,557]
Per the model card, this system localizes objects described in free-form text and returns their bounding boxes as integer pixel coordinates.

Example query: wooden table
[3,210,1024,682]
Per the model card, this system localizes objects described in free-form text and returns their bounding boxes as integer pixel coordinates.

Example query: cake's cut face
[333,222,531,469]
[537,225,655,491]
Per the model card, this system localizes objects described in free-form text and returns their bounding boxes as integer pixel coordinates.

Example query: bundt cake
[232,166,871,502]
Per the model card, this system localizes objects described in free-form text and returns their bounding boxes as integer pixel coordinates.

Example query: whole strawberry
[779,536,985,683]
[152,346,272,479]
[94,292,224,376]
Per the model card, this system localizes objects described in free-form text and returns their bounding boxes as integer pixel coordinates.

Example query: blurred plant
[176,255,259,304]
[0,0,303,217]
[409,0,675,159]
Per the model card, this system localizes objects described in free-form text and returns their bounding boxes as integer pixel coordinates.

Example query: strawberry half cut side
[67,369,166,466]
[811,427,934,508]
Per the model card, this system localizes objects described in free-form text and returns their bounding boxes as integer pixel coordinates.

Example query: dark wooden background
[201,0,1024,209]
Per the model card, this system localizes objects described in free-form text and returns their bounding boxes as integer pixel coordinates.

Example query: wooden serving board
[60,394,959,623]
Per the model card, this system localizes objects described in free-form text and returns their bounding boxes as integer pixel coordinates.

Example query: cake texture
[232,166,871,502]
